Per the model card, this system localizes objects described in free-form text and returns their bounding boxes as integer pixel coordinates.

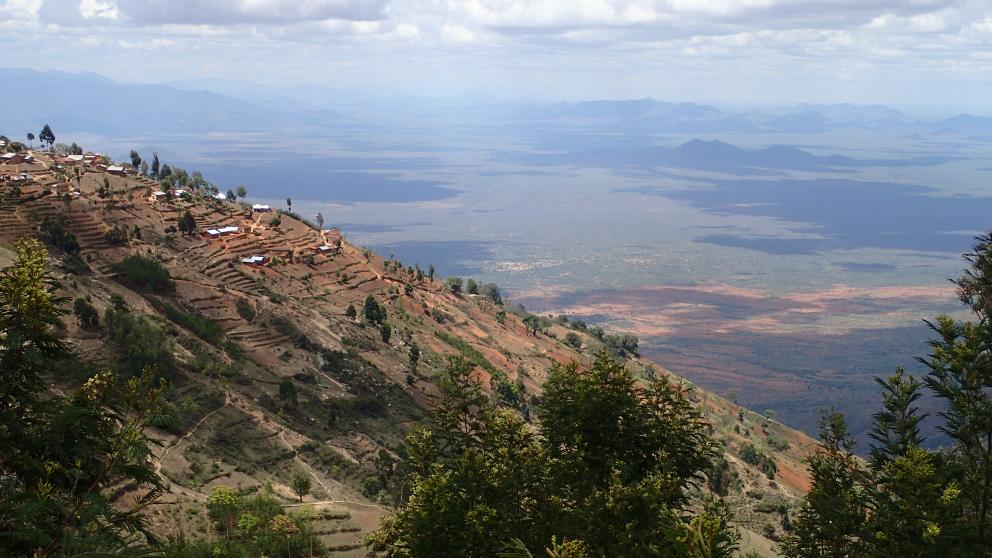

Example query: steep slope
[0,148,816,555]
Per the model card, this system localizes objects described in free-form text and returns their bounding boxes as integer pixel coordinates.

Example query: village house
[202,225,240,239]
[65,154,85,165]
[252,203,272,212]
[107,165,126,176]
[1,152,34,165]
[150,190,168,202]
[241,255,268,266]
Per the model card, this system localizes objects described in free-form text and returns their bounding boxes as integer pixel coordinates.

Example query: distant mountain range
[0,68,345,134]
[505,137,957,173]
[0,68,990,139]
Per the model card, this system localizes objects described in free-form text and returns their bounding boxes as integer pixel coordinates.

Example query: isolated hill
[0,146,816,555]
[0,68,345,134]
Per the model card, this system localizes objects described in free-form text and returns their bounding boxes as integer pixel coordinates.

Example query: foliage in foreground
[0,238,166,557]
[367,353,739,558]
[781,232,992,557]
[162,486,323,558]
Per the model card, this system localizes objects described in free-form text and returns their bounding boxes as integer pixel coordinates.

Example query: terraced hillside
[0,149,817,556]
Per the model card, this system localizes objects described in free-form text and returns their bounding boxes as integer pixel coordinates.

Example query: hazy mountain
[0,68,345,135]
[936,113,992,136]
[511,98,931,133]
[790,102,913,128]
[510,137,956,173]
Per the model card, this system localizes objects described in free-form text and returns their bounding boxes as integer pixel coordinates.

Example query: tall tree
[868,368,925,469]
[39,124,55,151]
[25,132,34,148]
[150,152,160,177]
[129,150,141,170]
[236,185,247,201]
[780,412,868,558]
[291,471,312,502]
[315,212,324,229]
[178,210,196,235]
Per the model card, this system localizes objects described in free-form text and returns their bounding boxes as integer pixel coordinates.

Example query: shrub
[564,332,582,349]
[73,297,99,328]
[40,214,79,254]
[363,296,386,324]
[152,299,223,345]
[104,225,128,245]
[112,255,175,292]
[235,298,256,322]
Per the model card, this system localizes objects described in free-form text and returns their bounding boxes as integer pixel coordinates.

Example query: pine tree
[780,412,867,558]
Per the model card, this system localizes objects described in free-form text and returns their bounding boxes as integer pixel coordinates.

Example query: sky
[0,0,991,108]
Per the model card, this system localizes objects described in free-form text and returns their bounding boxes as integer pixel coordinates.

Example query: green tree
[129,149,141,169]
[428,264,435,281]
[178,210,196,235]
[345,304,357,320]
[482,283,503,306]
[286,197,292,211]
[0,239,167,556]
[39,124,55,151]
[368,353,735,558]
[236,185,247,201]
[26,132,34,147]
[523,315,540,335]
[780,412,867,558]
[564,332,582,349]
[380,322,392,343]
[409,342,420,374]
[73,297,99,328]
[445,276,463,294]
[364,295,386,324]
[279,377,299,409]
[466,278,479,295]
[207,486,242,538]
[150,152,160,177]
[291,471,312,502]
[316,212,324,229]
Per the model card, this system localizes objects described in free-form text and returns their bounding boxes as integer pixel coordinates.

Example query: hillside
[0,145,816,556]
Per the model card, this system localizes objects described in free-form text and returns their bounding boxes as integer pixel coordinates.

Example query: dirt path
[154,392,231,478]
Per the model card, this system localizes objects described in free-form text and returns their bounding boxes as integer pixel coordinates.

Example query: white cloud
[2,0,991,105]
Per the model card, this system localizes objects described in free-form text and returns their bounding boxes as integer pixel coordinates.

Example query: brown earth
[1,150,817,556]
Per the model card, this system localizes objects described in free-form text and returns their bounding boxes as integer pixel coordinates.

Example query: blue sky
[1,0,990,109]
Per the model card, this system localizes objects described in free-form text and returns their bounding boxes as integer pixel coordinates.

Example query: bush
[40,214,79,254]
[104,225,128,245]
[445,277,463,294]
[564,332,582,349]
[363,296,386,324]
[151,299,223,345]
[112,255,175,292]
[235,298,256,322]
[104,307,175,377]
[73,298,99,328]
[740,442,778,479]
